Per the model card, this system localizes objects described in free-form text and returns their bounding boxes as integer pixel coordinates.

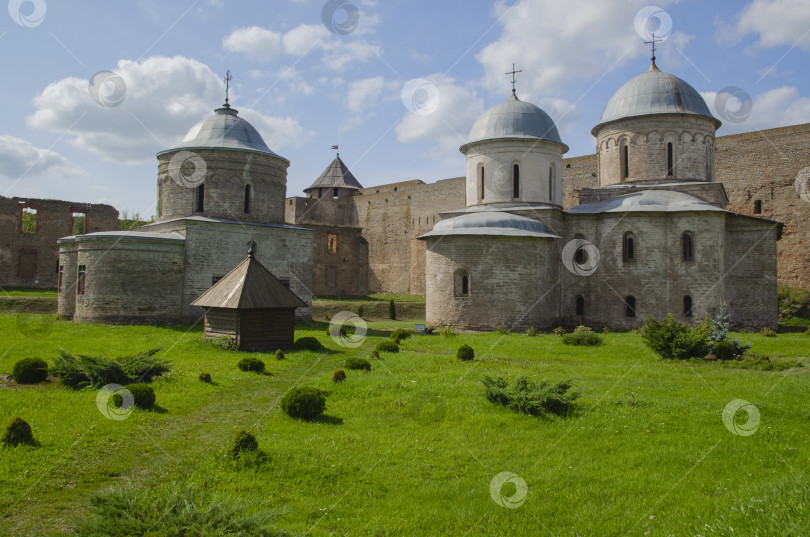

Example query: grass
[0,288,57,297]
[0,315,808,536]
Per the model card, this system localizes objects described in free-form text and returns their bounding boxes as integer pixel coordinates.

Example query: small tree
[388,299,396,320]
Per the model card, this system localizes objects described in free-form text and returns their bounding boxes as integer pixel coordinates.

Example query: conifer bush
[370,350,380,360]
[50,349,169,389]
[345,357,371,371]
[332,369,346,383]
[561,331,603,346]
[356,305,364,317]
[12,358,48,384]
[482,376,578,417]
[125,383,156,410]
[2,417,37,447]
[231,430,258,458]
[274,350,285,360]
[281,387,326,420]
[457,344,475,361]
[388,299,396,319]
[390,329,411,344]
[375,341,399,353]
[237,357,265,374]
[293,337,323,351]
[199,372,212,383]
[639,314,712,360]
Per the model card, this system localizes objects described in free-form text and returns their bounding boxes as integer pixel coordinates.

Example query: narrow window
[684,295,693,318]
[244,184,251,214]
[548,166,554,201]
[455,269,470,297]
[753,200,762,214]
[667,143,674,176]
[706,146,712,180]
[513,164,520,198]
[575,296,584,316]
[58,265,63,292]
[623,233,635,262]
[327,234,338,254]
[333,187,339,199]
[71,212,86,235]
[195,184,205,212]
[318,188,323,198]
[621,144,629,179]
[682,232,693,261]
[625,296,636,318]
[462,276,469,295]
[479,166,485,201]
[77,265,86,295]
[21,207,37,234]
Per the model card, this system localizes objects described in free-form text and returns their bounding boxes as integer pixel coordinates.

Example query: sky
[1,0,810,217]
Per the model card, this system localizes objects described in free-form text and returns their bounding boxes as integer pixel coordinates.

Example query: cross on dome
[223,70,233,108]
[505,63,522,96]
[645,32,663,68]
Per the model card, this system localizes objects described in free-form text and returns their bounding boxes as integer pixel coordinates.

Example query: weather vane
[224,70,233,107]
[645,32,663,63]
[505,63,522,94]
[331,144,339,156]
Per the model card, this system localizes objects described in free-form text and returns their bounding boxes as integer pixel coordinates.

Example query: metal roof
[305,155,363,191]
[593,61,720,134]
[568,190,727,214]
[418,211,560,239]
[461,92,567,152]
[158,106,286,160]
[57,231,185,243]
[191,256,307,310]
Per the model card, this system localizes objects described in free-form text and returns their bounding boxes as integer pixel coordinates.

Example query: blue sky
[1,0,809,216]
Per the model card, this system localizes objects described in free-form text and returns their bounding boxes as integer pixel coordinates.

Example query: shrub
[2,417,37,447]
[778,285,810,320]
[390,329,411,344]
[573,325,592,333]
[639,314,712,360]
[376,341,399,353]
[495,328,510,335]
[438,327,456,337]
[293,337,323,351]
[388,299,396,320]
[457,344,475,361]
[231,430,258,458]
[345,357,371,371]
[482,376,579,417]
[117,348,170,382]
[125,383,156,410]
[199,372,212,383]
[50,351,128,389]
[356,305,364,317]
[332,369,346,383]
[601,326,612,334]
[237,357,265,374]
[274,350,285,361]
[714,340,738,361]
[370,350,380,360]
[525,327,538,337]
[707,304,751,357]
[761,327,777,338]
[212,336,238,351]
[552,327,566,336]
[12,358,48,384]
[561,331,603,346]
[281,387,326,420]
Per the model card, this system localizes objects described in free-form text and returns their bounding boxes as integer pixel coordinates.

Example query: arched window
[667,142,674,176]
[622,232,635,262]
[575,296,585,316]
[621,143,629,179]
[683,295,693,317]
[454,269,470,297]
[479,166,485,202]
[625,296,636,318]
[513,164,520,198]
[244,184,252,214]
[682,232,693,261]
[753,200,762,214]
[194,184,205,213]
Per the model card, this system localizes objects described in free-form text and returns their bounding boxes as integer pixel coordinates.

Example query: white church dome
[159,106,285,160]
[419,211,560,238]
[462,92,567,151]
[593,61,720,134]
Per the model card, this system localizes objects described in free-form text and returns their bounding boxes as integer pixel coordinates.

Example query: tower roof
[305,155,363,192]
[593,60,720,135]
[191,255,306,310]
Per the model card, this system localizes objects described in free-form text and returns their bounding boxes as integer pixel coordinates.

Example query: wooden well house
[191,253,306,351]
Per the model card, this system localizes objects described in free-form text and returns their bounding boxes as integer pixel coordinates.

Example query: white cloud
[222,26,283,62]
[345,76,388,113]
[0,135,86,180]
[725,0,810,51]
[537,97,580,139]
[283,24,331,56]
[28,55,310,164]
[702,86,810,135]
[476,0,677,96]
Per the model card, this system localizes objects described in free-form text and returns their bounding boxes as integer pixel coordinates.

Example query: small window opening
[333,187,339,199]
[454,270,470,297]
[621,144,629,179]
[667,143,674,176]
[684,295,693,318]
[327,234,338,254]
[194,184,205,213]
[513,164,520,198]
[753,200,762,214]
[77,265,86,295]
[71,212,86,235]
[21,207,37,234]
[625,296,636,318]
[682,232,693,261]
[575,296,585,316]
[479,166,485,201]
[623,233,635,262]
[548,166,554,201]
[244,185,251,214]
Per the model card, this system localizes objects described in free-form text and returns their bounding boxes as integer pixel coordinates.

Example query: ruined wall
[0,196,118,289]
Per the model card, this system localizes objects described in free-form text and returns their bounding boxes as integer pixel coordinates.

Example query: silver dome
[461,93,567,152]
[418,211,560,239]
[568,189,726,214]
[593,61,720,134]
[159,106,285,160]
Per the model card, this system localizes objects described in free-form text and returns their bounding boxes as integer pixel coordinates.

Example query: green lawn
[1,315,808,536]
[0,288,57,297]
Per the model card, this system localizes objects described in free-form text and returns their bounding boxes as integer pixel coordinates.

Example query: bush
[50,349,170,389]
[482,376,579,417]
[356,305,364,317]
[345,358,371,371]
[561,332,603,346]
[573,325,592,333]
[117,349,170,382]
[212,336,238,351]
[2,417,37,447]
[525,327,538,337]
[457,344,475,361]
[375,341,399,353]
[707,305,751,358]
[237,357,265,374]
[293,337,323,351]
[714,340,738,361]
[281,387,326,420]
[778,285,810,320]
[332,369,346,383]
[438,327,456,337]
[761,327,777,338]
[639,314,712,360]
[12,358,48,384]
[231,430,258,458]
[370,350,380,360]
[199,372,212,383]
[125,383,156,410]
[390,329,411,344]
[552,327,566,336]
[274,350,285,360]
[388,299,396,320]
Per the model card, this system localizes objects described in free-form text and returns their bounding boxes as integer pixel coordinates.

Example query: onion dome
[418,211,559,239]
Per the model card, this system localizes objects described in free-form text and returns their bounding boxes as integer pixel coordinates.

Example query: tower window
[479,166,485,201]
[513,164,520,198]
[77,265,86,295]
[333,187,339,199]
[753,200,762,214]
[667,143,674,177]
[625,296,636,318]
[327,234,338,254]
[454,269,470,297]
[682,232,693,261]
[244,184,251,214]
[621,144,629,179]
[548,165,554,201]
[575,296,584,316]
[194,184,205,213]
[623,232,635,262]
[684,295,693,317]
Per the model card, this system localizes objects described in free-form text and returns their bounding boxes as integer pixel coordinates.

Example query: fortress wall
[561,155,598,210]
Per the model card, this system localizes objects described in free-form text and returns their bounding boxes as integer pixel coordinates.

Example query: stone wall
[307,224,367,298]
[1,196,118,290]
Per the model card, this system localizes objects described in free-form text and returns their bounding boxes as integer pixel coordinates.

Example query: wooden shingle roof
[304,155,363,191]
[191,256,307,309]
